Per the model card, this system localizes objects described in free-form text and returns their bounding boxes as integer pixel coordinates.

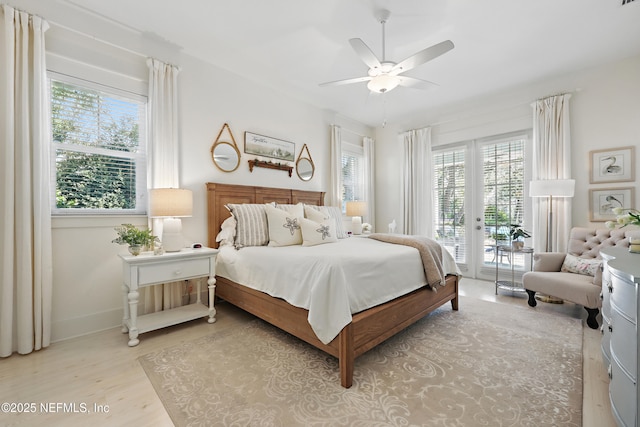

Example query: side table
[495,245,534,294]
[118,247,218,346]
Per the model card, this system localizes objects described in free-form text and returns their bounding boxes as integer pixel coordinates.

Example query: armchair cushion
[560,254,601,276]
[532,252,566,272]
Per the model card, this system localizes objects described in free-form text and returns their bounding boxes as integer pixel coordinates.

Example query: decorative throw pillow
[561,254,602,277]
[300,217,338,247]
[265,204,302,247]
[226,203,271,248]
[215,216,236,247]
[304,205,348,239]
[304,204,329,223]
[276,203,304,218]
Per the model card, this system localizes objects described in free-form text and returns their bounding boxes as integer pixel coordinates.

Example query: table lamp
[346,201,367,235]
[149,188,193,252]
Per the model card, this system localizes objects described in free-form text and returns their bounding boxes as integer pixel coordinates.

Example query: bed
[206,182,459,388]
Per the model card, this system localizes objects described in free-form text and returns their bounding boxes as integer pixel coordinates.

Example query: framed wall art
[589,146,635,183]
[244,132,295,162]
[589,187,634,222]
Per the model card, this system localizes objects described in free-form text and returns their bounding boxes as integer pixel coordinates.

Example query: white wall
[374,55,640,234]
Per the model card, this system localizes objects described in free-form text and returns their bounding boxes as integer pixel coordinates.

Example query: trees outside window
[50,76,147,214]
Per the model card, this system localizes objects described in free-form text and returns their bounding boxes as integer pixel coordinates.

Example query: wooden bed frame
[206,182,459,388]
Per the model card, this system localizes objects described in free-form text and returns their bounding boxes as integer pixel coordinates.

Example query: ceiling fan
[320,9,454,94]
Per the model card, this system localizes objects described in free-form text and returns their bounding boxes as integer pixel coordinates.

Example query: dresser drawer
[601,267,611,319]
[610,273,637,322]
[601,314,611,367]
[138,258,210,285]
[610,356,637,427]
[610,308,637,381]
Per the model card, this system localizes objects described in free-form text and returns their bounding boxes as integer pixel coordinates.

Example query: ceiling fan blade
[398,76,439,90]
[319,76,372,87]
[349,38,382,70]
[391,40,454,75]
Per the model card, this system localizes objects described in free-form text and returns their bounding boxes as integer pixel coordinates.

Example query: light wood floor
[0,278,615,427]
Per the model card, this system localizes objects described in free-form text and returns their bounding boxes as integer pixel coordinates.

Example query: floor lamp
[529,179,575,252]
[530,179,575,304]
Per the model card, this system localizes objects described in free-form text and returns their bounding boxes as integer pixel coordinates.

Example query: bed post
[451,276,459,310]
[339,323,354,388]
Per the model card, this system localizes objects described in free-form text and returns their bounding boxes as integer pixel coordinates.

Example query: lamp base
[352,217,362,235]
[162,218,184,252]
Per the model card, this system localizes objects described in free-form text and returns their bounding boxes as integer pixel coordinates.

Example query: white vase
[128,245,142,256]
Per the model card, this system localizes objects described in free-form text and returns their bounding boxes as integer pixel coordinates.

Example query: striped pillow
[226,203,271,248]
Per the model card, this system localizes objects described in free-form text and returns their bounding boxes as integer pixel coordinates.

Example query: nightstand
[118,247,218,346]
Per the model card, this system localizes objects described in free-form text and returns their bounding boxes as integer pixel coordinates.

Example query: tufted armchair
[522,227,640,329]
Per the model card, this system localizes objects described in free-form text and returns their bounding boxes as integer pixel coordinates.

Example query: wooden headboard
[206,182,326,248]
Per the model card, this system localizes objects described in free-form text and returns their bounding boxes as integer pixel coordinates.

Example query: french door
[432,132,532,280]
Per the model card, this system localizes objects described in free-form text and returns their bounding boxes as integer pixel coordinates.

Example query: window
[50,74,147,214]
[482,137,526,244]
[432,148,466,262]
[341,143,364,212]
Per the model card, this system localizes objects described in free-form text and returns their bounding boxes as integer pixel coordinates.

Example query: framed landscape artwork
[589,146,635,183]
[589,187,634,222]
[244,132,295,162]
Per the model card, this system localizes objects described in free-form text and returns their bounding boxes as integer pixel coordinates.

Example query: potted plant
[509,224,531,250]
[112,224,158,256]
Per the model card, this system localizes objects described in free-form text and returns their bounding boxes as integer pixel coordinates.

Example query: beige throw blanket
[368,233,446,290]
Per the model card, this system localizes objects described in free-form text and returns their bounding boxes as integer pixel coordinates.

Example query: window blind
[50,76,147,214]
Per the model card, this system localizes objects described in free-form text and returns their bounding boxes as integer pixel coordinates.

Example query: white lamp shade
[529,179,575,198]
[346,201,367,217]
[149,188,193,217]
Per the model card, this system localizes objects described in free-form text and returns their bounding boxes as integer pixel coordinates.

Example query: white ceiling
[66,0,640,127]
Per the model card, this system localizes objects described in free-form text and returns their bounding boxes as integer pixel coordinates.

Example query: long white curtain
[329,125,342,207]
[363,137,375,231]
[532,94,573,253]
[401,127,433,236]
[145,58,182,313]
[0,5,52,357]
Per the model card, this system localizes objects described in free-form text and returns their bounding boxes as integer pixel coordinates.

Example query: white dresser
[601,247,640,427]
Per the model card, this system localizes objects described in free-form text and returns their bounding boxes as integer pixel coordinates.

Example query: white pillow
[265,204,302,247]
[300,217,338,247]
[215,216,236,246]
[276,203,304,218]
[561,254,601,277]
[304,205,348,239]
[304,204,329,223]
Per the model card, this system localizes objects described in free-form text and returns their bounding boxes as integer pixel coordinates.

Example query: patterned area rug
[139,297,582,426]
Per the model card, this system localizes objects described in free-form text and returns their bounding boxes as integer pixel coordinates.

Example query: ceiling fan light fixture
[367,74,400,93]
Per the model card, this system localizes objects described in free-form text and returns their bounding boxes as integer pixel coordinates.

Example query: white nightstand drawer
[610,273,637,322]
[138,258,210,285]
[611,308,637,381]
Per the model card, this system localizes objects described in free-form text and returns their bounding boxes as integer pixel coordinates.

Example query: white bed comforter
[216,237,460,344]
